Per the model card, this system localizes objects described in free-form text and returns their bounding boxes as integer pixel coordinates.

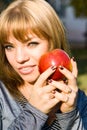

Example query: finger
[58,66,78,90]
[71,57,78,78]
[58,66,74,80]
[48,80,72,93]
[42,84,56,93]
[54,91,68,103]
[47,97,59,108]
[35,66,57,87]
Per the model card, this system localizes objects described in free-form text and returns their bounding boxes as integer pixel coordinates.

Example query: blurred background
[0,0,87,94]
[46,0,87,94]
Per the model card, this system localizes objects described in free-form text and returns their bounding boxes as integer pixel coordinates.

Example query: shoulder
[77,89,87,114]
[0,81,21,114]
[0,81,11,101]
[0,81,7,93]
[0,81,7,105]
[77,89,87,103]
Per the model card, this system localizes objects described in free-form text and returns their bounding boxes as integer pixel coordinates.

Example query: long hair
[0,0,70,98]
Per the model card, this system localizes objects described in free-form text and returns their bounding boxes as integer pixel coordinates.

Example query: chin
[22,73,40,84]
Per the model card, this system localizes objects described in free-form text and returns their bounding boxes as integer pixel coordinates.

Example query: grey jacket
[0,81,87,130]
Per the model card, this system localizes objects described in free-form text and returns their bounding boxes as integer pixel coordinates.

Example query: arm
[77,89,87,130]
[0,82,48,130]
[56,108,85,130]
[8,103,48,130]
[0,98,3,130]
[47,58,86,130]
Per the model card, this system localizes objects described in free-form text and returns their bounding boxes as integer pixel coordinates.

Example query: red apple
[39,49,72,80]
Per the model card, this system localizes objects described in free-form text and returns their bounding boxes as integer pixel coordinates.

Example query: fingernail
[68,88,72,93]
[52,90,56,94]
[48,79,53,83]
[72,57,75,61]
[51,65,57,71]
[59,66,64,70]
[65,96,69,103]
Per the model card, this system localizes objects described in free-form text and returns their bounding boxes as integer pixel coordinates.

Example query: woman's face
[4,33,49,83]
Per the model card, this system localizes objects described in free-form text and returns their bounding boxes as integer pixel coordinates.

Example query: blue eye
[4,44,14,50]
[28,42,39,47]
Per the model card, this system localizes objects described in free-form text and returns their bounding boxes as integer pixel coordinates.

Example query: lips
[18,65,36,75]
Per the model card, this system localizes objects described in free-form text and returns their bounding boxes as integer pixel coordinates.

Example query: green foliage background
[71,48,87,95]
[70,0,87,17]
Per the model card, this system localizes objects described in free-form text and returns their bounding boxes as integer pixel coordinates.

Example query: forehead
[0,1,51,46]
[6,32,47,46]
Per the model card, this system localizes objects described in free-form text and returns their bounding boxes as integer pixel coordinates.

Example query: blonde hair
[0,0,70,98]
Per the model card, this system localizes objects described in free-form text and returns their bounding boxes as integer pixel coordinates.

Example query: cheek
[7,58,15,67]
[5,52,15,66]
[35,51,48,65]
[36,45,49,61]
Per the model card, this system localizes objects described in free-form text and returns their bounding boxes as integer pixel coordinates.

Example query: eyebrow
[3,38,31,45]
[3,34,37,45]
[3,41,13,45]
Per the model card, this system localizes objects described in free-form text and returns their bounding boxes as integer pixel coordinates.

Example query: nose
[16,48,30,63]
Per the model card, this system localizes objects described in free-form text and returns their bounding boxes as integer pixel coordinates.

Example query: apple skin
[39,49,72,80]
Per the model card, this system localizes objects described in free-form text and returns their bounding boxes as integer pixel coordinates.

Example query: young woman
[0,0,87,129]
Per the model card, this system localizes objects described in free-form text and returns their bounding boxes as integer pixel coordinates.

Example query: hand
[29,58,78,114]
[29,66,59,114]
[50,57,78,113]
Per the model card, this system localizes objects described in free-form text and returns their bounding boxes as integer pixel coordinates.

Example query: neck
[18,82,33,101]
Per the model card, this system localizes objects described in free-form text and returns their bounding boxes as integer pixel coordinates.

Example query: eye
[28,41,39,48]
[4,44,14,50]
